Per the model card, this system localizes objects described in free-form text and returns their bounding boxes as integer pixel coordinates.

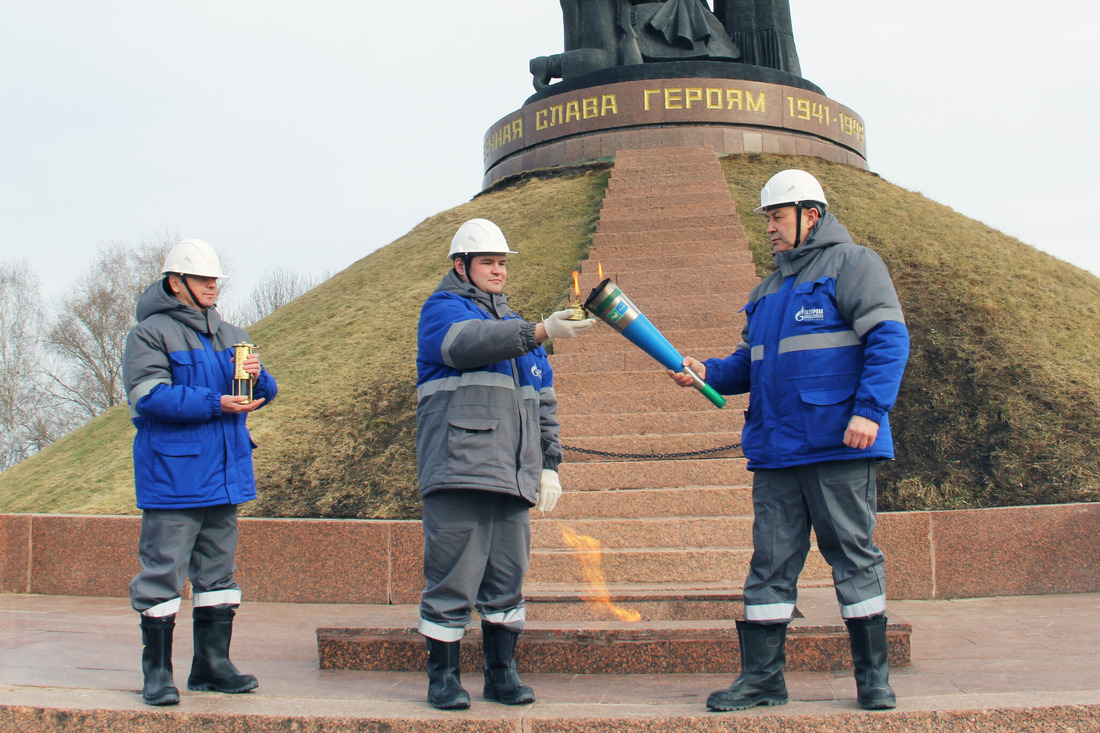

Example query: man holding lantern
[415,218,596,710]
[671,170,909,712]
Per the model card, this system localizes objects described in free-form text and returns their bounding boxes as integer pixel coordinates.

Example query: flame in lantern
[560,525,642,622]
[572,270,581,299]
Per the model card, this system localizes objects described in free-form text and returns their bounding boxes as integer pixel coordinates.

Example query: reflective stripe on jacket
[416,271,561,503]
[703,213,909,470]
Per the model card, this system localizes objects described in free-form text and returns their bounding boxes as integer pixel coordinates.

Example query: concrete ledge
[2,503,1098,602]
[2,699,1099,733]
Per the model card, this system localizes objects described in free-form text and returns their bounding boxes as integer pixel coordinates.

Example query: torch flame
[572,270,581,298]
[597,261,604,279]
[560,525,642,622]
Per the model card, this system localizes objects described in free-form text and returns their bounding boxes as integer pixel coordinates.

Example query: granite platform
[2,592,1098,732]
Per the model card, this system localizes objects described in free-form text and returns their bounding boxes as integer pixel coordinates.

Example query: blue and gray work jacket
[123,281,277,510]
[703,213,909,470]
[416,270,562,504]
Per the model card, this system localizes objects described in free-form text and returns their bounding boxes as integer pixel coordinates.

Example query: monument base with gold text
[483,64,867,189]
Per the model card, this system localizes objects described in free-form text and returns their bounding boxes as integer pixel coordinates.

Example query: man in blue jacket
[122,239,277,706]
[671,170,909,712]
[416,219,595,710]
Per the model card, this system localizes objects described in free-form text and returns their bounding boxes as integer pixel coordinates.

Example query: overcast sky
[2,1,1097,309]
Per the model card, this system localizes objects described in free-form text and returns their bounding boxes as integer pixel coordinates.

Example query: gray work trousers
[744,459,886,622]
[418,490,531,642]
[129,504,242,616]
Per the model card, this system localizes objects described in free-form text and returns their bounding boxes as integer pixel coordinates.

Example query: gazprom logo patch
[795,306,825,322]
[530,365,543,379]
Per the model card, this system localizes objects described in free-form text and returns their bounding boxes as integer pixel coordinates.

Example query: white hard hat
[755,170,828,213]
[448,219,517,260]
[161,239,224,278]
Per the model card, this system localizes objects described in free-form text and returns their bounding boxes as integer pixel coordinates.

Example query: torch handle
[682,365,727,409]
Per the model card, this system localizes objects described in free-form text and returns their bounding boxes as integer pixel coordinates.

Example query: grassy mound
[2,154,1098,516]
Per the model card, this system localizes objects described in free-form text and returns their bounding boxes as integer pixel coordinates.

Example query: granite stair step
[532,515,755,549]
[557,457,751,491]
[597,202,738,220]
[589,227,747,248]
[317,618,912,674]
[521,580,847,623]
[559,409,744,438]
[605,169,727,188]
[530,545,832,586]
[600,189,737,208]
[596,213,740,233]
[572,264,755,289]
[552,485,753,519]
[584,251,755,277]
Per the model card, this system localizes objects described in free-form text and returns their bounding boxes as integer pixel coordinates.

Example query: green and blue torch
[583,278,726,408]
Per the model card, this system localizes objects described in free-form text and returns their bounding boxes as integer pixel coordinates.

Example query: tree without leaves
[227,267,330,326]
[46,240,172,419]
[0,261,77,469]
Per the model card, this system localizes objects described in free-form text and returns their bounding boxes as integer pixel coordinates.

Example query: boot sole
[187,680,258,694]
[707,696,788,712]
[142,693,180,706]
[859,697,898,710]
[428,696,471,710]
[484,690,536,705]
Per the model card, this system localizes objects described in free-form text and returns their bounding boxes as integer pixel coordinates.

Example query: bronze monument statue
[713,0,800,75]
[530,0,802,91]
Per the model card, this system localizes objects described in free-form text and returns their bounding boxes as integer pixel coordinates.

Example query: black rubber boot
[186,606,258,693]
[140,614,180,706]
[846,615,897,710]
[480,622,535,705]
[425,637,471,710]
[706,620,789,711]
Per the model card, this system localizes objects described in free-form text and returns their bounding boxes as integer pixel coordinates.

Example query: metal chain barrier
[562,442,742,460]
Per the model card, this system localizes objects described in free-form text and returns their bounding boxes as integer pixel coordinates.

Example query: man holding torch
[415,218,596,710]
[670,170,909,712]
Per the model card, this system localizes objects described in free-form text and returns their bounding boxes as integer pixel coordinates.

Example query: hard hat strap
[178,274,207,311]
[793,203,803,249]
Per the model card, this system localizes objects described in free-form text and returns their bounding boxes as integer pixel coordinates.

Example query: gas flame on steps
[559,525,642,622]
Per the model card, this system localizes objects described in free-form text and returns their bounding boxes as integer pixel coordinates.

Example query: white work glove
[542,309,597,340]
[535,468,562,513]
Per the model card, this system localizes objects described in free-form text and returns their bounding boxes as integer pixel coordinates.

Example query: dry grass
[3,154,1098,516]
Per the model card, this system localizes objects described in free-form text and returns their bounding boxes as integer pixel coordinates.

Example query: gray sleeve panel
[441,318,531,370]
[538,385,563,471]
[832,246,906,337]
[123,320,174,402]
